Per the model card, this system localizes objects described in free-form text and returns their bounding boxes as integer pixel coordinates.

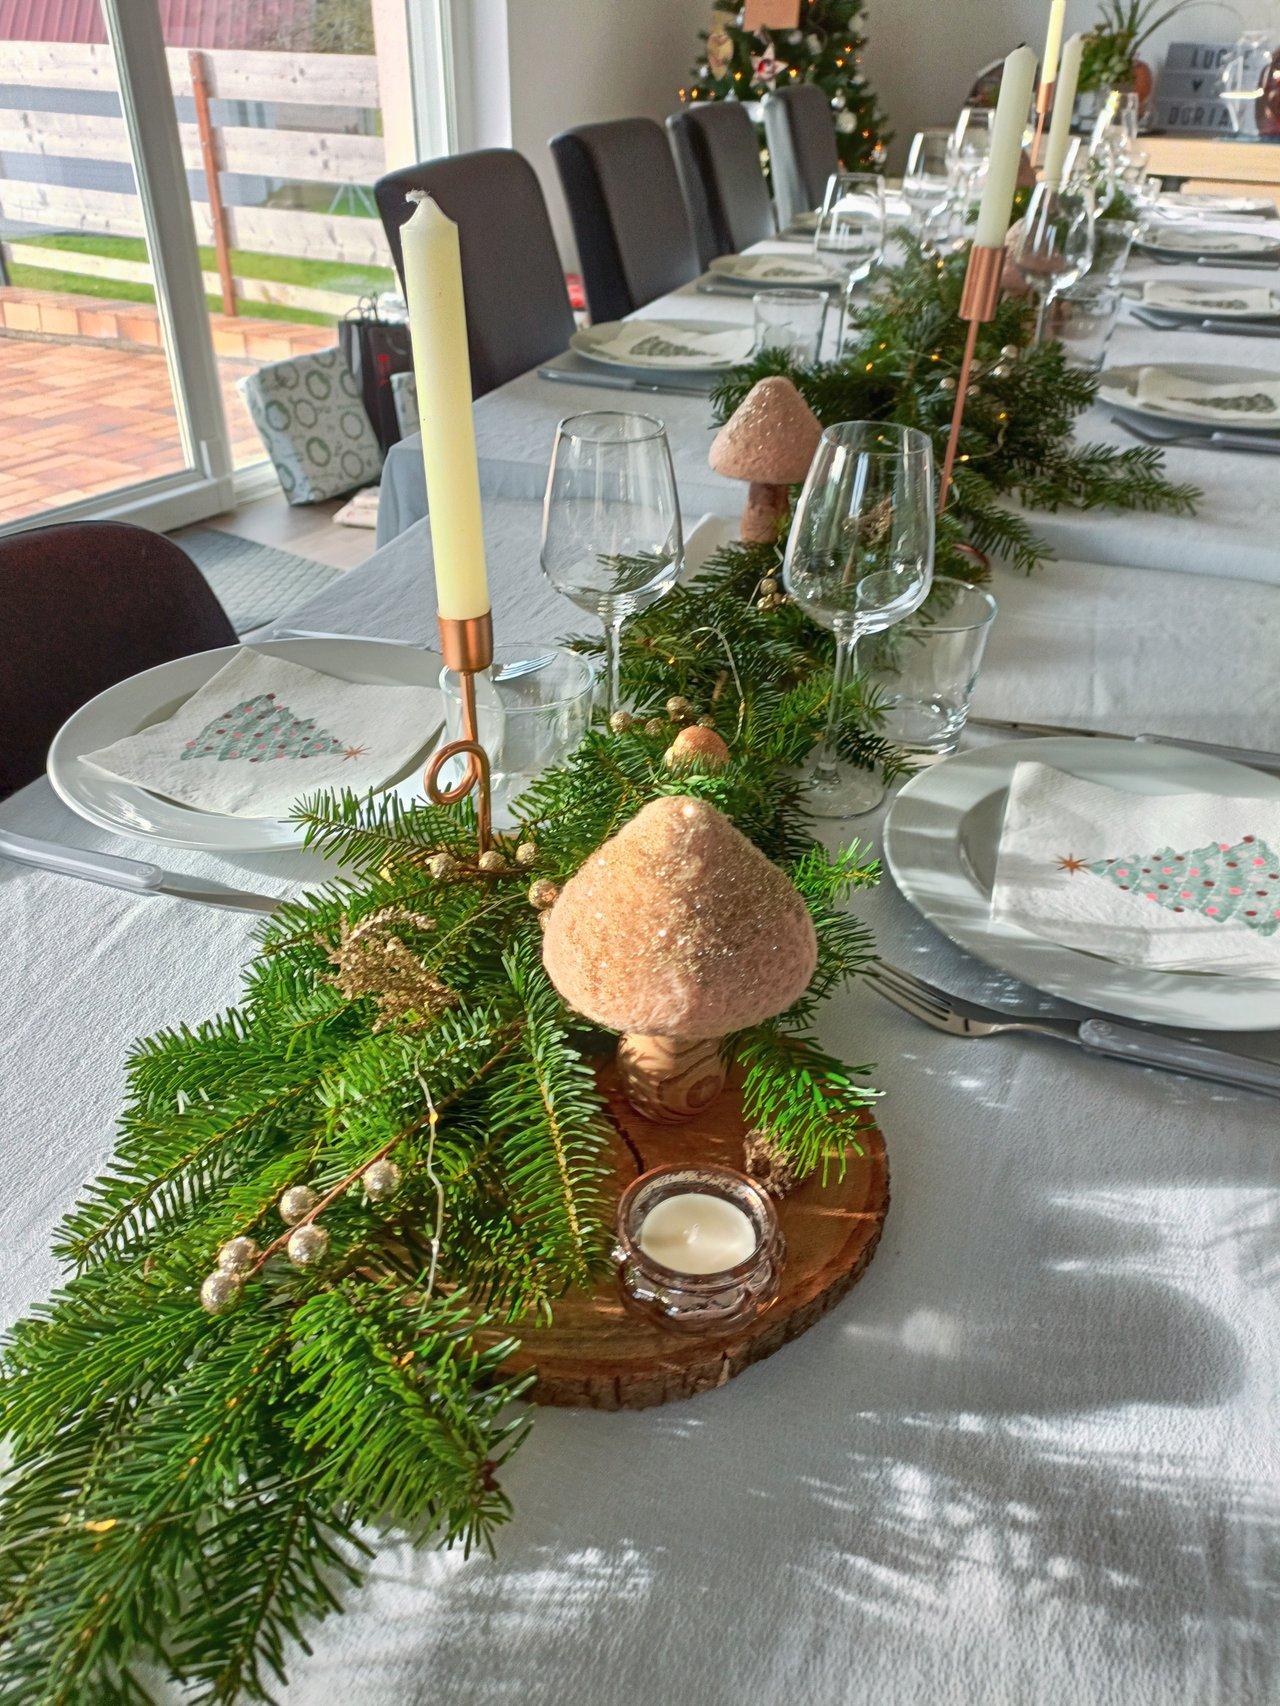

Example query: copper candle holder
[425,611,494,853]
[938,242,1004,513]
[1031,76,1054,170]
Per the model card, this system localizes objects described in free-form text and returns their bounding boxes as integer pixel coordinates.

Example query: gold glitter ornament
[287,1223,329,1267]
[609,710,635,734]
[665,695,695,724]
[279,1185,317,1225]
[199,1270,242,1314]
[528,877,560,910]
[1000,343,1018,359]
[477,850,507,874]
[427,851,458,881]
[644,717,666,738]
[362,1158,402,1202]
[698,715,717,728]
[216,1236,258,1273]
[323,909,453,1032]
[514,841,538,866]
[939,375,957,393]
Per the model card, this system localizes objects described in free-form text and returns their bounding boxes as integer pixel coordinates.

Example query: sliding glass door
[0,0,450,533]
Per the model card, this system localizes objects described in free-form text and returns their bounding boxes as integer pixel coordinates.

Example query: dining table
[378,217,1280,588]
[3,431,1278,1700]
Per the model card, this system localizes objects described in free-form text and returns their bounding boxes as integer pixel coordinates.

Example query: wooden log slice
[503,1065,889,1410]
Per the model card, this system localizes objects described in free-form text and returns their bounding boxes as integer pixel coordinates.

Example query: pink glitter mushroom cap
[541,795,818,1039]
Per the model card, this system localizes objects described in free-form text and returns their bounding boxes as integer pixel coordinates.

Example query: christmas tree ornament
[709,376,823,543]
[541,796,818,1120]
[286,1223,329,1267]
[362,1158,403,1202]
[427,851,458,881]
[514,840,538,866]
[279,1184,318,1225]
[477,850,507,874]
[666,694,695,724]
[609,710,635,734]
[216,1236,258,1274]
[199,1270,242,1315]
[698,715,718,729]
[664,725,731,772]
[1001,343,1019,360]
[644,717,667,739]
[528,878,560,910]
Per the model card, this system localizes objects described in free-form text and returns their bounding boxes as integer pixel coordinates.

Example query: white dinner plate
[1159,192,1274,218]
[570,319,754,373]
[1134,226,1280,263]
[1097,361,1280,435]
[884,736,1280,1031]
[49,639,445,854]
[708,252,839,289]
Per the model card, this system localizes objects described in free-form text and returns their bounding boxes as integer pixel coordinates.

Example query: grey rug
[176,527,342,635]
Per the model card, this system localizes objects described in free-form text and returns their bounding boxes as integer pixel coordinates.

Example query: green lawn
[8,233,395,328]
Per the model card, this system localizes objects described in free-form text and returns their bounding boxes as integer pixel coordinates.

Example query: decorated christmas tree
[1073,835,1280,936]
[181,692,354,764]
[684,0,889,173]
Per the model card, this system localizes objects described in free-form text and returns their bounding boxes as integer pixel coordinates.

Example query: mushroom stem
[741,481,789,544]
[616,1034,727,1124]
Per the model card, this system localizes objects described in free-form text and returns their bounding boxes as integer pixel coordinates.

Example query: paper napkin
[1141,281,1278,317]
[84,648,443,819]
[597,321,755,368]
[990,763,1280,976]
[1134,367,1280,425]
[1146,227,1272,253]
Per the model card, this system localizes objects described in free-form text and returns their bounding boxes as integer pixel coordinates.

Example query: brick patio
[0,288,336,527]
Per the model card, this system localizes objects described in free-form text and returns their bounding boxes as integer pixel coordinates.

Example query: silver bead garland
[199,1270,242,1315]
[279,1184,317,1225]
[216,1235,258,1273]
[286,1223,329,1267]
[362,1158,402,1202]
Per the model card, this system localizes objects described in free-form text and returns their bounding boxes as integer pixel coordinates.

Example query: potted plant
[1077,0,1197,116]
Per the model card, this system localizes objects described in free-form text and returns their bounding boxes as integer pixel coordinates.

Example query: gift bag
[339,296,413,452]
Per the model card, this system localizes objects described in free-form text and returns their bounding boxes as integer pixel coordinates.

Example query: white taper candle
[974,45,1038,248]
[1042,33,1085,185]
[399,193,491,621]
[1041,0,1067,89]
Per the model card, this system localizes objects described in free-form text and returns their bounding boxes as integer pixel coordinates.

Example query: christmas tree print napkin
[83,649,443,820]
[589,321,755,369]
[991,763,1280,976]
[1135,367,1280,425]
[1141,281,1279,319]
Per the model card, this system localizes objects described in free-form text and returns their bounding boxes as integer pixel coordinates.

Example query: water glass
[752,288,828,362]
[1049,284,1123,373]
[782,421,935,817]
[441,648,596,822]
[873,580,996,755]
[903,129,953,231]
[1085,218,1138,287]
[814,172,886,292]
[541,412,682,716]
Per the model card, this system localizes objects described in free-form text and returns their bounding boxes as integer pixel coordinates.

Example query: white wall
[456,0,709,267]
[866,0,1266,169]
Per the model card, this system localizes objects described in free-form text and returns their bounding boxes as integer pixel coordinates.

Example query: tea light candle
[638,1191,758,1274]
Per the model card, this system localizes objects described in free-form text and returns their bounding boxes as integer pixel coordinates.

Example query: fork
[1113,417,1280,456]
[866,960,1280,1097]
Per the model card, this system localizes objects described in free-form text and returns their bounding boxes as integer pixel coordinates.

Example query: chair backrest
[375,149,576,399]
[666,101,776,269]
[762,83,840,227]
[550,118,700,321]
[0,521,237,800]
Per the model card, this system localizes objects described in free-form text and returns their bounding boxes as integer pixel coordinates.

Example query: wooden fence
[0,42,392,321]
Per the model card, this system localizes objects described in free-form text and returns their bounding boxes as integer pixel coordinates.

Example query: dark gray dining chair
[1,521,237,800]
[762,84,840,228]
[666,101,776,269]
[550,117,700,322]
[375,149,576,399]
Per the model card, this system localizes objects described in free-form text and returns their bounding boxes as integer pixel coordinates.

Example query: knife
[536,366,713,398]
[965,719,1280,774]
[0,830,280,913]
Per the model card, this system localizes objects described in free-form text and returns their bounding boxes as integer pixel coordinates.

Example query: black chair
[375,149,576,399]
[1,521,237,799]
[762,84,840,228]
[550,118,700,321]
[666,101,776,269]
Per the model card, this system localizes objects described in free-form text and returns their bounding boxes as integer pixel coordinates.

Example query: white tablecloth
[379,227,1280,584]
[3,505,1277,1704]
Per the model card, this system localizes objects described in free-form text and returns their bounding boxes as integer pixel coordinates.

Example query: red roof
[0,0,313,47]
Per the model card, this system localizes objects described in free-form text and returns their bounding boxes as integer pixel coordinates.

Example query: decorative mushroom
[541,796,818,1122]
[708,376,823,544]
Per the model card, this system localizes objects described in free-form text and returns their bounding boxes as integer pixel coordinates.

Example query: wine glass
[540,412,682,717]
[902,130,953,232]
[782,422,935,818]
[814,172,886,293]
[1013,181,1095,342]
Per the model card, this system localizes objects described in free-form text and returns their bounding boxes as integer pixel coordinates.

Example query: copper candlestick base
[938,243,1004,513]
[425,610,494,853]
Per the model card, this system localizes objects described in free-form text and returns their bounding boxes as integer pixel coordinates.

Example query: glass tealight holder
[614,1163,784,1335]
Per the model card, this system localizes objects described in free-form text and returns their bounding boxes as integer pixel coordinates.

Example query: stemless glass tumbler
[541,412,682,717]
[783,422,936,818]
[1014,181,1095,342]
